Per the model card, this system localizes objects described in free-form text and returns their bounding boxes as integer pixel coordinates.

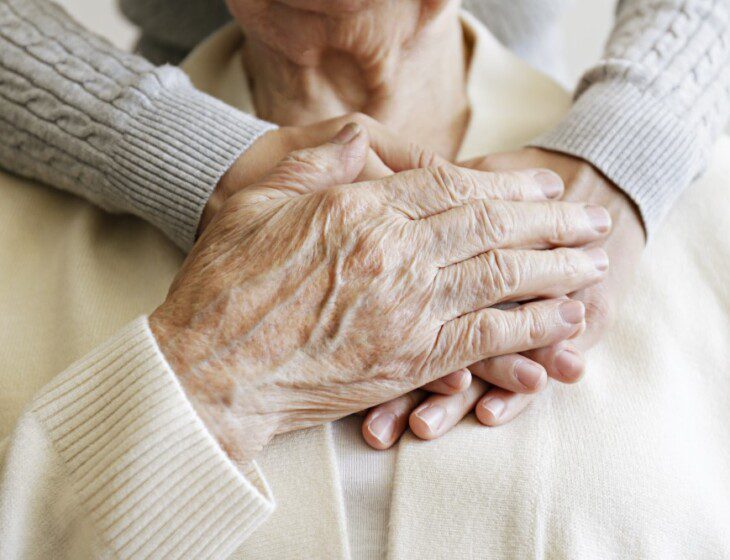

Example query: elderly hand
[150,126,609,463]
[465,147,645,372]
[362,147,641,448]
[200,112,468,393]
[199,113,424,232]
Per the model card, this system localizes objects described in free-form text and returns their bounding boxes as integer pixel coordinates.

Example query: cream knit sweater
[1,0,729,252]
[1,14,729,559]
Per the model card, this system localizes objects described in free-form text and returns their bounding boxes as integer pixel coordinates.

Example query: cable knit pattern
[0,0,275,250]
[533,0,730,230]
[118,0,730,235]
[1,0,729,241]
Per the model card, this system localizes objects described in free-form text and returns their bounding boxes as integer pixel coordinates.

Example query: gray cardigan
[1,0,729,250]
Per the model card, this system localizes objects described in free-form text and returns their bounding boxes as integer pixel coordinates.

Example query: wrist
[148,308,280,463]
[198,177,228,237]
[198,128,287,237]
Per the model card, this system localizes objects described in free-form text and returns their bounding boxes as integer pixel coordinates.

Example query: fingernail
[554,348,585,380]
[331,122,361,144]
[584,247,609,272]
[514,360,545,390]
[414,404,446,433]
[534,170,563,198]
[368,413,395,444]
[481,397,505,420]
[585,205,611,233]
[443,368,470,389]
[559,300,585,324]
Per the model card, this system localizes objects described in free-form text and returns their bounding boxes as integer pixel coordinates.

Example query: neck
[240,1,469,159]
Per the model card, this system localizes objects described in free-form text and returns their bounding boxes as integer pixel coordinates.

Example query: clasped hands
[153,114,643,463]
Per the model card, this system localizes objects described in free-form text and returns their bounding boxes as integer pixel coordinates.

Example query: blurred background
[54,0,616,88]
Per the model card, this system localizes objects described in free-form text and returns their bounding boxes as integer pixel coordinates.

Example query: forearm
[0,318,274,559]
[0,0,275,250]
[533,0,730,234]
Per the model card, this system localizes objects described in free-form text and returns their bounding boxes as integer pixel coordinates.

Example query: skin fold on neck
[233,0,470,159]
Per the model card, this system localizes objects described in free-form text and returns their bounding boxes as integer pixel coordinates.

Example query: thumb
[243,123,369,203]
[459,152,516,172]
[364,123,448,172]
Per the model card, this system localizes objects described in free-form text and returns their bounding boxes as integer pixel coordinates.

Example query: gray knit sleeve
[532,0,730,234]
[0,0,275,251]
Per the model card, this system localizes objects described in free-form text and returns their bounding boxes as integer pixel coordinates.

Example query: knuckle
[409,143,441,169]
[584,291,614,327]
[344,220,392,278]
[490,171,520,198]
[478,201,509,247]
[526,308,549,343]
[429,165,477,202]
[477,313,508,354]
[486,250,521,297]
[284,148,326,174]
[555,248,582,280]
[544,203,573,245]
[429,165,457,200]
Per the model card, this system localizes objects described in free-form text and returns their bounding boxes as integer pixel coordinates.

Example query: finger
[572,284,616,351]
[459,152,518,173]
[361,122,449,172]
[362,370,470,450]
[476,387,537,426]
[242,122,369,202]
[371,165,563,219]
[358,148,394,181]
[362,390,425,450]
[424,199,612,266]
[296,112,448,172]
[423,298,585,384]
[409,378,489,439]
[434,247,608,318]
[523,341,586,383]
[421,368,472,394]
[469,354,547,393]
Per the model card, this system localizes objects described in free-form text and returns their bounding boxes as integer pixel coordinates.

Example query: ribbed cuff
[113,70,276,251]
[32,318,275,560]
[531,80,700,237]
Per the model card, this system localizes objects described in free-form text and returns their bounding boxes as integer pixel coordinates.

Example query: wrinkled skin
[227,0,470,159]
[363,148,644,447]
[475,148,646,350]
[203,114,488,400]
[150,127,609,463]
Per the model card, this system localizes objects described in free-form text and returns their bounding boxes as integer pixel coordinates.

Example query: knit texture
[1,318,275,560]
[1,0,729,245]
[532,0,730,231]
[121,0,730,233]
[1,15,730,555]
[0,0,275,251]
